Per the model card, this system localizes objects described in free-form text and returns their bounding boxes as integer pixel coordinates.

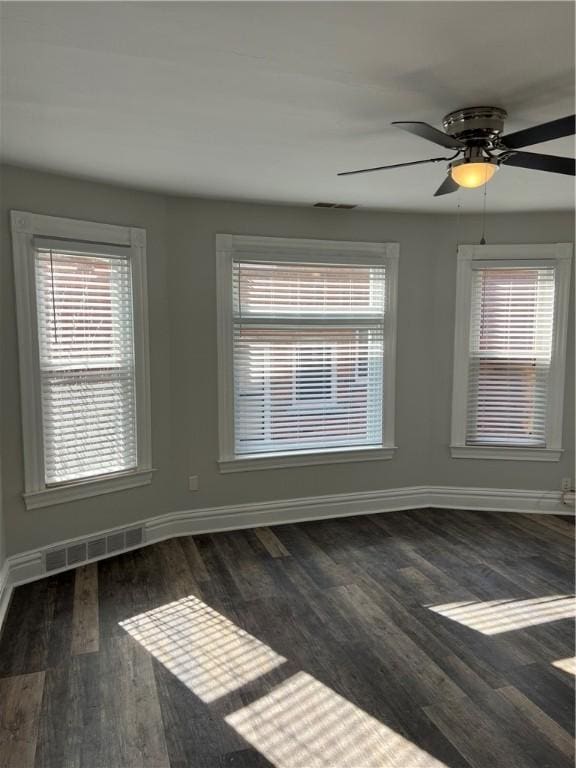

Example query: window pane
[234,327,383,455]
[466,266,555,447]
[35,249,137,484]
[467,359,549,446]
[234,262,385,318]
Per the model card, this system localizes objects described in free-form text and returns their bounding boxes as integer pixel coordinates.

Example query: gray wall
[0,442,4,574]
[1,166,173,555]
[1,164,573,556]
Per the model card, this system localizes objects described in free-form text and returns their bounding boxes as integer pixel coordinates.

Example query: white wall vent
[125,527,143,548]
[67,543,87,566]
[45,548,67,572]
[87,538,106,559]
[43,526,145,574]
[106,533,125,553]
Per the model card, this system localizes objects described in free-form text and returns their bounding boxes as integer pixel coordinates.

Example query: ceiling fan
[338,107,576,196]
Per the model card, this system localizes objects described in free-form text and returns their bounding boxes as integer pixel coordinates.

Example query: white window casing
[216,235,398,472]
[11,211,153,509]
[450,243,572,461]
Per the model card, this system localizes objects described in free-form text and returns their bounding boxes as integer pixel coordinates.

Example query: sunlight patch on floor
[552,657,576,675]
[226,671,446,767]
[119,595,286,702]
[427,595,575,635]
[121,596,447,767]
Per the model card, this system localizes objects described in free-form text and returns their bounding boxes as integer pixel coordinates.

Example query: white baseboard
[145,485,432,544]
[427,486,568,515]
[0,484,571,633]
[0,560,13,633]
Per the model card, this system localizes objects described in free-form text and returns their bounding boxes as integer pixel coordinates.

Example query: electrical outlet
[561,478,572,492]
[188,475,199,492]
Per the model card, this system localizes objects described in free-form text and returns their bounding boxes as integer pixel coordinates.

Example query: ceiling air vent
[313,202,357,209]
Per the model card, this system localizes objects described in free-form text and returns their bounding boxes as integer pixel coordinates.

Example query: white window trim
[216,234,399,472]
[11,210,153,508]
[450,242,572,461]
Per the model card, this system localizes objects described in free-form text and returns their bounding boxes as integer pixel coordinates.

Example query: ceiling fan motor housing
[443,107,507,145]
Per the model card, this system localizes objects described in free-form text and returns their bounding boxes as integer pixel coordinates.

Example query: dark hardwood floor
[0,508,574,767]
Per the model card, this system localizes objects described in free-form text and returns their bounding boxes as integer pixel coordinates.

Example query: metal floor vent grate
[106,533,124,554]
[125,527,143,548]
[44,525,145,572]
[87,538,106,560]
[67,543,86,566]
[45,548,66,572]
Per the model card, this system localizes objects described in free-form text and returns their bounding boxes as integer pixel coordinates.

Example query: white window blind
[35,244,137,484]
[466,265,556,447]
[232,260,386,455]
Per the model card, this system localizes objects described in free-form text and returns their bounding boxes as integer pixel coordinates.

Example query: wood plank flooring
[0,509,573,767]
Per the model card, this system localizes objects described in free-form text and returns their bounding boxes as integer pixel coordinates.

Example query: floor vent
[125,527,143,548]
[43,526,145,573]
[87,538,106,559]
[67,543,86,566]
[45,548,67,572]
[106,532,125,553]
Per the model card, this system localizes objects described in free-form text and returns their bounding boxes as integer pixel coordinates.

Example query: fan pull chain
[454,188,462,252]
[480,173,488,245]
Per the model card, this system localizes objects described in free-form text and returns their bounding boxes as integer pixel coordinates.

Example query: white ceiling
[1,2,574,212]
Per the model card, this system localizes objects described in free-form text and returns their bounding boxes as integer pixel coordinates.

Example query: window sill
[450,445,562,462]
[23,468,155,510]
[218,446,396,473]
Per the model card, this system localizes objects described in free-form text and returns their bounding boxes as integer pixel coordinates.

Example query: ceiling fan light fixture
[451,159,498,189]
[339,109,575,194]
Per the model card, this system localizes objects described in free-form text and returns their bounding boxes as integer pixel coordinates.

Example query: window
[11,211,152,508]
[451,243,572,461]
[216,235,398,471]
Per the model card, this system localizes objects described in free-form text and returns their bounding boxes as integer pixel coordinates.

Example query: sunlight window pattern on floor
[427,596,575,635]
[226,670,447,768]
[120,595,286,703]
[552,657,576,675]
[120,595,447,767]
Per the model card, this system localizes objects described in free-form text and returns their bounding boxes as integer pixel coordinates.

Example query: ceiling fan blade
[392,121,465,150]
[338,156,450,177]
[433,175,460,196]
[501,151,575,176]
[500,115,575,149]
